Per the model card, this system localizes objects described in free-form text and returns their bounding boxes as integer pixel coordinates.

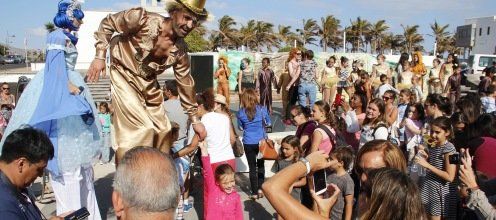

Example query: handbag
[258,114,277,160]
[259,138,277,160]
[232,137,244,157]
[230,119,245,157]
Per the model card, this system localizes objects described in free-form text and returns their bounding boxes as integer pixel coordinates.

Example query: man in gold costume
[86,0,208,161]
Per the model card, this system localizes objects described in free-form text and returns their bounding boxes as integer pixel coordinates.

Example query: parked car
[4,55,24,64]
[468,54,496,74]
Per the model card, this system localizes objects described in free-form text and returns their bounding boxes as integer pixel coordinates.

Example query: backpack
[317,124,350,148]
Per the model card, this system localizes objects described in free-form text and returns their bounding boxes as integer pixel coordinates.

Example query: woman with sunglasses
[284,48,302,124]
[290,105,317,154]
[382,90,398,126]
[0,83,15,110]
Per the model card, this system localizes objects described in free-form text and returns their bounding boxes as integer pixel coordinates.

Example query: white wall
[466,16,496,55]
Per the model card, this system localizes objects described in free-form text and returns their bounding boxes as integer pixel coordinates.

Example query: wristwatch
[299,157,311,175]
[467,186,480,196]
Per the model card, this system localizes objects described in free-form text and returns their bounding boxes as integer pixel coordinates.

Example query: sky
[0,0,495,52]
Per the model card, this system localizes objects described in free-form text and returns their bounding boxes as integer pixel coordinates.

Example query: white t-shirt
[201,112,234,163]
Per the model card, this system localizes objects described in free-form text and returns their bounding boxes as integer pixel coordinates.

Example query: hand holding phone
[64,207,90,220]
[312,169,327,195]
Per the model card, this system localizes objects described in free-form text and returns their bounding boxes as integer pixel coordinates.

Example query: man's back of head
[113,147,179,220]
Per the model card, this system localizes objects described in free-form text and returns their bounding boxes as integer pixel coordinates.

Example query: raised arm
[87,7,147,82]
[174,47,206,139]
[262,151,338,220]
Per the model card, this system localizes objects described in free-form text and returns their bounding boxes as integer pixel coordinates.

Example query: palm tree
[240,20,257,51]
[430,21,450,54]
[382,33,404,54]
[318,15,341,52]
[45,22,55,33]
[368,20,389,54]
[347,17,371,52]
[254,21,279,52]
[401,24,424,53]
[296,19,319,48]
[277,25,298,48]
[215,15,240,49]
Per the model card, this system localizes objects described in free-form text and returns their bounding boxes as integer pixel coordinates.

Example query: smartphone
[64,207,90,220]
[312,169,327,195]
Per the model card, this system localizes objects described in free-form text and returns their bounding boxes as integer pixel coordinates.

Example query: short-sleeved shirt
[296,120,317,151]
[327,172,354,220]
[300,60,318,84]
[164,99,189,141]
[481,97,496,113]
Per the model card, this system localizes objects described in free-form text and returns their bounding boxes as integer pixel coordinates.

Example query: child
[337,56,352,101]
[394,89,411,148]
[98,102,112,164]
[327,146,355,220]
[444,64,462,114]
[481,85,496,113]
[415,116,458,220]
[200,137,243,220]
[398,61,413,89]
[411,75,423,103]
[400,103,424,164]
[272,135,305,200]
[374,74,398,98]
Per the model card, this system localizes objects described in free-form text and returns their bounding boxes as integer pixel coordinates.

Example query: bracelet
[299,157,311,175]
[94,56,106,61]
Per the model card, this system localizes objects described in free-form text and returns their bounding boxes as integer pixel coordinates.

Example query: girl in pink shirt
[310,101,337,154]
[200,142,243,220]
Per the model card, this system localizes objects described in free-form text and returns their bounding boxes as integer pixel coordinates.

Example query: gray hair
[113,147,179,212]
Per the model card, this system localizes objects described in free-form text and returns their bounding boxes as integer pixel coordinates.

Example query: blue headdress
[53,0,84,45]
[53,0,85,31]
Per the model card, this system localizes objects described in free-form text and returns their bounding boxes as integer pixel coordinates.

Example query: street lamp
[4,31,15,55]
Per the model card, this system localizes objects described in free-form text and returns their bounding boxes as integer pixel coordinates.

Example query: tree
[240,20,279,52]
[318,15,341,52]
[277,25,298,48]
[45,22,56,33]
[368,20,389,54]
[382,33,404,54]
[214,15,240,49]
[346,17,371,52]
[430,21,450,54]
[402,24,424,53]
[184,30,209,52]
[297,19,319,48]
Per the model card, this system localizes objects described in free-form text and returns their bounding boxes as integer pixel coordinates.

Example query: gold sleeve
[93,7,147,58]
[174,50,199,120]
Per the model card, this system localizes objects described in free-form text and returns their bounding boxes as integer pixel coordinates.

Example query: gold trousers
[110,65,173,161]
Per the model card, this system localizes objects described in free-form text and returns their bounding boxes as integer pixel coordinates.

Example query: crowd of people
[1,0,496,220]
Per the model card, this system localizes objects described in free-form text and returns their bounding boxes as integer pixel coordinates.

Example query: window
[479,57,496,67]
[480,28,482,36]
[488,27,491,35]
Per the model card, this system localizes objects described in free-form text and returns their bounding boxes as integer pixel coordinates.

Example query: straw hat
[165,0,208,16]
[214,94,227,105]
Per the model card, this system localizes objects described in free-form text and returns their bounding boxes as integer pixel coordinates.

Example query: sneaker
[183,203,193,213]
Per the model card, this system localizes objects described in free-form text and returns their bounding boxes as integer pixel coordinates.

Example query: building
[456,16,496,55]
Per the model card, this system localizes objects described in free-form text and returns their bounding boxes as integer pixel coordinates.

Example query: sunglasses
[382,96,392,101]
[2,88,9,90]
[296,53,302,55]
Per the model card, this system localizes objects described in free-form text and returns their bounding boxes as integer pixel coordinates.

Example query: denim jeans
[298,82,317,107]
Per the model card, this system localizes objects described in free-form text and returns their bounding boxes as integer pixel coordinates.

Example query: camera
[449,153,461,164]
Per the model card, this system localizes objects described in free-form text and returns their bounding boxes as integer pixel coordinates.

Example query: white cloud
[89,1,140,11]
[28,26,47,37]
[208,0,228,10]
